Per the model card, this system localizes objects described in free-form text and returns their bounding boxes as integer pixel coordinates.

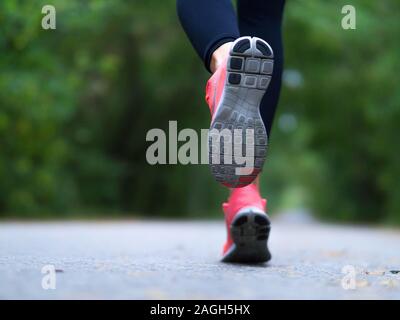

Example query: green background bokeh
[0,0,399,223]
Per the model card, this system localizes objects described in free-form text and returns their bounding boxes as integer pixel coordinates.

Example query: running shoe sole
[209,36,274,188]
[222,207,271,263]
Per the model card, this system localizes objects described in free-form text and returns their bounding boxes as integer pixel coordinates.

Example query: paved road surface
[1,216,400,299]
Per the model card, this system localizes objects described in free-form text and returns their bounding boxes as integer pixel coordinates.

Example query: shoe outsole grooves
[209,37,274,188]
[222,208,271,263]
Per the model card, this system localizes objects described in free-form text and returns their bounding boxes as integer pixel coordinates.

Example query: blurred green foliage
[0,0,399,223]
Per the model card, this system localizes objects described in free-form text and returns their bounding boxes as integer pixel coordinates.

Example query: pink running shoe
[221,183,271,263]
[206,36,274,188]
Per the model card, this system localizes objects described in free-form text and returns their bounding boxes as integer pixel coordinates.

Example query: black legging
[176,0,285,136]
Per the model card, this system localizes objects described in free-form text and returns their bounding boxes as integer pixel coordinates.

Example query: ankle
[210,42,232,73]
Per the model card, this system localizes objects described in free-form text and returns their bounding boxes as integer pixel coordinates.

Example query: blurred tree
[281,0,400,223]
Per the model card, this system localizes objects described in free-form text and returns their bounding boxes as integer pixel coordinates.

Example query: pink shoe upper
[205,58,228,121]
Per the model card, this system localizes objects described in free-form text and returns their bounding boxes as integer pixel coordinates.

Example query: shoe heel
[222,208,271,263]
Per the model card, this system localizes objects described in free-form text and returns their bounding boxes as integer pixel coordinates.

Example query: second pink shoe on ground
[221,183,271,263]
